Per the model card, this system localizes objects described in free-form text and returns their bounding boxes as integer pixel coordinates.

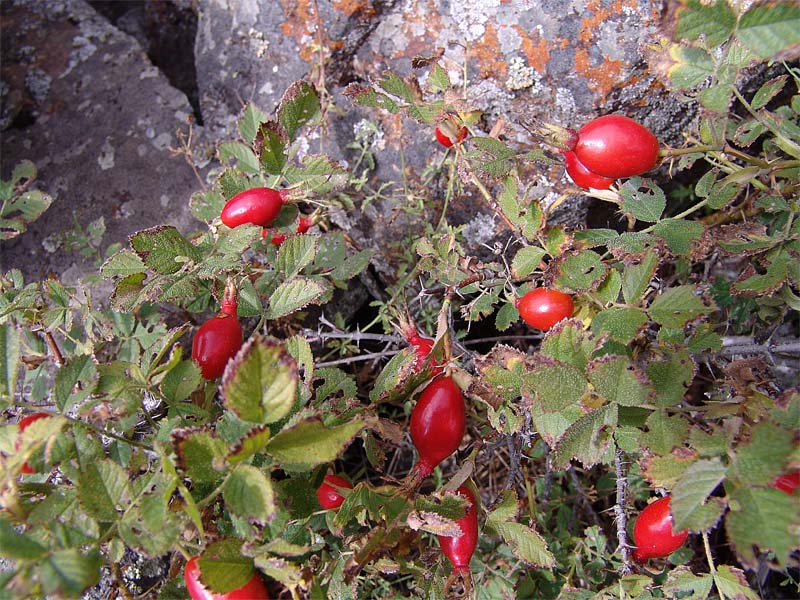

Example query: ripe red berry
[406,332,444,375]
[562,150,615,190]
[435,125,468,148]
[572,115,659,179]
[316,474,353,510]
[771,472,800,494]
[515,288,574,331]
[220,187,287,229]
[632,496,689,562]
[270,232,287,246]
[184,556,269,600]
[192,281,242,380]
[15,412,49,475]
[437,485,479,573]
[410,376,466,479]
[296,216,313,234]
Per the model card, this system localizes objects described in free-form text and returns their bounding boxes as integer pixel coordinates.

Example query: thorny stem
[315,349,399,368]
[614,448,633,575]
[703,531,717,575]
[40,330,65,367]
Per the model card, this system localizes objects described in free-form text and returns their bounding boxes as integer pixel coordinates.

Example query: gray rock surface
[0,0,204,284]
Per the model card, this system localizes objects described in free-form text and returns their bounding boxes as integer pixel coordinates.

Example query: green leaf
[331,248,374,281]
[652,219,705,256]
[0,189,53,241]
[77,458,131,521]
[511,246,547,278]
[649,285,712,328]
[713,565,760,600]
[729,421,793,486]
[554,250,608,292]
[285,334,314,386]
[675,0,736,46]
[595,269,622,304]
[428,62,451,93]
[0,323,20,400]
[619,177,666,223]
[552,403,618,469]
[495,301,519,332]
[172,428,228,483]
[378,71,416,102]
[664,567,714,600]
[284,154,348,194]
[160,359,202,404]
[239,103,268,143]
[218,141,260,174]
[671,458,727,531]
[278,81,320,141]
[190,190,226,222]
[265,277,327,319]
[648,350,695,408]
[668,46,714,89]
[100,249,146,278]
[40,548,102,597]
[525,359,587,413]
[485,490,555,568]
[540,320,596,371]
[54,354,98,412]
[129,226,200,275]
[641,411,689,455]
[265,418,364,469]
[751,75,788,110]
[227,426,272,466]
[706,181,739,209]
[498,175,522,225]
[0,517,46,560]
[221,335,297,424]
[343,83,399,113]
[588,356,651,407]
[725,485,800,568]
[737,4,800,60]
[199,539,257,595]
[590,307,648,343]
[369,348,429,404]
[276,235,317,278]
[224,464,276,524]
[255,120,289,175]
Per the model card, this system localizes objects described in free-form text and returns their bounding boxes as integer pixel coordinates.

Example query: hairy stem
[614,448,633,575]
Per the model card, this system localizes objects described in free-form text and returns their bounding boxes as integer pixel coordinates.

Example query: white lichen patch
[463,213,498,249]
[353,119,386,151]
[505,56,539,91]
[24,68,51,103]
[97,137,115,170]
[151,132,173,151]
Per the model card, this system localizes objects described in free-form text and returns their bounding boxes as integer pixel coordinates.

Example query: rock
[0,0,203,285]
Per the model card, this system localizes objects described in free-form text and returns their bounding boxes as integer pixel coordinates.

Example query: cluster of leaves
[1,1,798,599]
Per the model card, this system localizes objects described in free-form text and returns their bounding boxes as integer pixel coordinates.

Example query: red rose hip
[15,412,50,475]
[772,472,800,495]
[435,124,468,148]
[515,288,574,331]
[184,556,269,600]
[437,485,479,573]
[220,187,287,229]
[317,474,353,510]
[192,280,243,380]
[573,115,659,179]
[562,150,615,190]
[632,496,688,562]
[410,376,466,479]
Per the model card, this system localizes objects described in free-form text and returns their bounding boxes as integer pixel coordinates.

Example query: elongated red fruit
[317,474,353,510]
[437,485,479,573]
[410,376,466,479]
[572,114,659,179]
[184,556,269,600]
[515,288,574,331]
[192,281,242,379]
[562,150,615,190]
[772,472,800,494]
[220,187,287,228]
[15,412,49,474]
[632,496,688,562]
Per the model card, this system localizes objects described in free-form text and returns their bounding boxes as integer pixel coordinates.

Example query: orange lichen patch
[579,0,639,44]
[332,0,376,18]
[518,27,550,73]
[467,23,507,81]
[574,47,625,98]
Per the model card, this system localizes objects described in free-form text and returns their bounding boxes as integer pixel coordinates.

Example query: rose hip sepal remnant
[515,288,574,332]
[572,114,659,179]
[220,187,288,229]
[409,376,466,481]
[632,496,689,562]
[192,280,243,380]
[15,412,49,475]
[184,556,269,600]
[317,474,353,510]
